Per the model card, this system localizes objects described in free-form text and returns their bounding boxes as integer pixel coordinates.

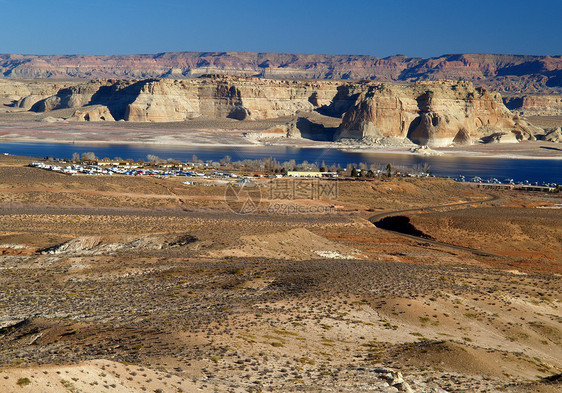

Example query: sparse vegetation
[0,155,559,392]
[16,377,31,387]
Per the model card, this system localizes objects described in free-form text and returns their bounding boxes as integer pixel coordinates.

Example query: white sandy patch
[314,250,358,259]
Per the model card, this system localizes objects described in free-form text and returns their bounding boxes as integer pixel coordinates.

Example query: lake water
[1,141,561,185]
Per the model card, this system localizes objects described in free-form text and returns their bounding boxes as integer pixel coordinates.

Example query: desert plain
[0,152,560,393]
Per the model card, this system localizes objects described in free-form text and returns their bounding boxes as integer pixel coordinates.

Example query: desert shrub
[17,377,31,386]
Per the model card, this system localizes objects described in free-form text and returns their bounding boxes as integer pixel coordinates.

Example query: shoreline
[1,120,561,161]
[1,136,562,161]
[342,146,562,160]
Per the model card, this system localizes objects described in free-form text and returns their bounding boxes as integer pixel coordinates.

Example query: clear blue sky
[1,0,560,57]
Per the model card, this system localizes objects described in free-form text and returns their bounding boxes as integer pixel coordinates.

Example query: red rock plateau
[1,52,561,95]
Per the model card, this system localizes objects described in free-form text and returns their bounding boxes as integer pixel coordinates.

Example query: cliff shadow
[406,115,427,145]
[296,118,337,141]
[316,85,362,118]
[89,80,155,120]
[540,146,562,152]
[502,96,524,111]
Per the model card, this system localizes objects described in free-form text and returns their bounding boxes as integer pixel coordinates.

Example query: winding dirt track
[368,193,500,257]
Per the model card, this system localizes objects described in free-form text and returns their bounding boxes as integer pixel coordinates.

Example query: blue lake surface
[1,141,561,185]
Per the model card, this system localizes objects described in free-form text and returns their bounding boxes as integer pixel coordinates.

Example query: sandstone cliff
[504,94,562,116]
[0,79,78,109]
[334,81,539,146]
[8,76,541,146]
[1,52,561,94]
[29,76,339,122]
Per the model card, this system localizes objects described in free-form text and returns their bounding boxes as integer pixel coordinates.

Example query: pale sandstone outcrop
[335,80,540,146]
[30,76,339,122]
[245,118,303,140]
[0,79,77,109]
[18,76,543,145]
[70,105,115,122]
[544,127,562,142]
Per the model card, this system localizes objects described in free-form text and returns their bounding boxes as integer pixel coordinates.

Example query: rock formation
[0,79,77,109]
[69,105,115,122]
[28,76,339,122]
[245,118,306,141]
[544,127,562,142]
[504,94,562,116]
[335,80,540,146]
[4,76,544,146]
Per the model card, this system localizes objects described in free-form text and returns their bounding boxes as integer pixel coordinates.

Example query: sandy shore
[344,142,562,160]
[1,120,562,160]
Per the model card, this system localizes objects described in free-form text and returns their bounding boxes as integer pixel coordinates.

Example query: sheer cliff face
[335,81,539,146]
[0,79,78,109]
[29,76,340,122]
[504,94,562,116]
[15,76,539,145]
[1,52,561,94]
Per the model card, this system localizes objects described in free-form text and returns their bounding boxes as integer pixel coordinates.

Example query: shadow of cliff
[296,118,337,141]
[89,80,155,120]
[540,146,562,152]
[316,85,362,118]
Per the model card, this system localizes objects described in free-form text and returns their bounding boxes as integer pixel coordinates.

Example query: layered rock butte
[333,80,540,146]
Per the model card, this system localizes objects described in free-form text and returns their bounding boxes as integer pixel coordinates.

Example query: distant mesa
[0,51,561,94]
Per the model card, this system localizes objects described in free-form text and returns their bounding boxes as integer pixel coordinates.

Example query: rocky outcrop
[12,76,542,145]
[29,76,339,122]
[244,118,305,141]
[69,105,115,122]
[335,80,540,146]
[544,127,562,142]
[504,94,562,116]
[1,52,561,94]
[0,79,77,109]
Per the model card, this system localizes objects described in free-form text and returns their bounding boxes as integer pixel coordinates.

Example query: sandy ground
[0,155,560,392]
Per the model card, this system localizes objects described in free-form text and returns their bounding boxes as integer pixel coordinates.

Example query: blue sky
[0,0,560,57]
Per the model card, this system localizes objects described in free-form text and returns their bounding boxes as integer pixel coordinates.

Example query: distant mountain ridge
[1,52,561,94]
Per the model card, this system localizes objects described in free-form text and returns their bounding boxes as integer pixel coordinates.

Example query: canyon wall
[504,94,562,116]
[11,76,540,146]
[27,76,339,122]
[0,79,78,109]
